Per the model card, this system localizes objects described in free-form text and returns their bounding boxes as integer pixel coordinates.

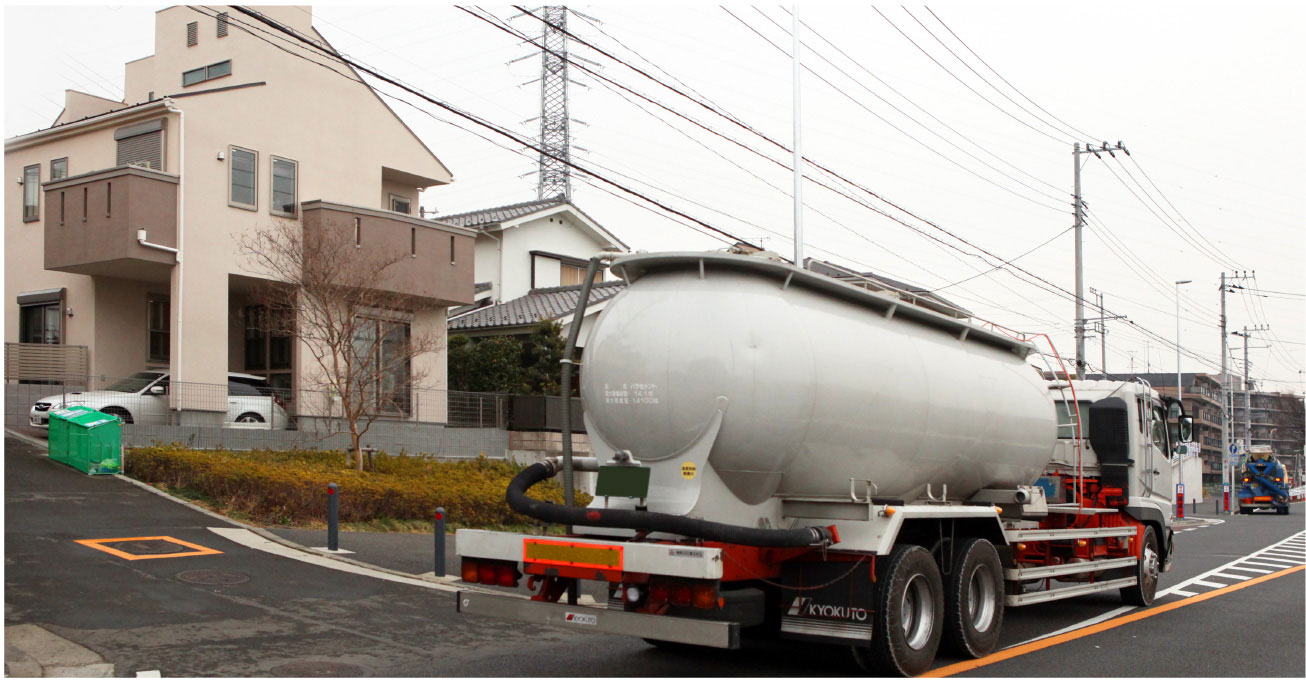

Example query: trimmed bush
[125,446,591,527]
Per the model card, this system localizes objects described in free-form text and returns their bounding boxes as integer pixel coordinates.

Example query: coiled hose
[506,458,836,548]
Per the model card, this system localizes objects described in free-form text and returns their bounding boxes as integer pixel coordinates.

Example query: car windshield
[104,372,165,393]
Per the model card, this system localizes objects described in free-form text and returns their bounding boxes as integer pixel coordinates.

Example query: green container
[48,407,122,475]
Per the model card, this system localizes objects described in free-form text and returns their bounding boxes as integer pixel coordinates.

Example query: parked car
[30,371,289,430]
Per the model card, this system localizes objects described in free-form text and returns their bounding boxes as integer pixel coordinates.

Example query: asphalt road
[6,433,1303,676]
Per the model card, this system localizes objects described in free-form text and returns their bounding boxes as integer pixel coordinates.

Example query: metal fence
[6,372,513,456]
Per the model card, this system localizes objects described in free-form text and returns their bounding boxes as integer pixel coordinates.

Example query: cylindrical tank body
[581,253,1058,506]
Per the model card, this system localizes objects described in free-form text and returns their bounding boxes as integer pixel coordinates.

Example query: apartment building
[4,6,475,425]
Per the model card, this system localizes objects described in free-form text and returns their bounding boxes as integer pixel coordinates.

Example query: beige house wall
[6,5,465,423]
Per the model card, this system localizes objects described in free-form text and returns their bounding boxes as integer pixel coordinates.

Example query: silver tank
[581,253,1057,509]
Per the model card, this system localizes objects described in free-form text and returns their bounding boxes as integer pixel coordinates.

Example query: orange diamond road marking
[75,536,223,561]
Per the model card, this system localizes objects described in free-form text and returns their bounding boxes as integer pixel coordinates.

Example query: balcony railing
[301,200,475,306]
[43,166,178,280]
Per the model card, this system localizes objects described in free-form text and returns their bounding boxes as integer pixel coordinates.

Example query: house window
[229,146,257,209]
[50,158,67,180]
[560,263,602,286]
[353,316,411,416]
[217,12,229,37]
[17,289,63,345]
[243,306,292,372]
[116,119,164,170]
[187,21,198,46]
[270,156,297,217]
[182,60,231,87]
[389,194,411,215]
[22,165,39,222]
[147,296,170,363]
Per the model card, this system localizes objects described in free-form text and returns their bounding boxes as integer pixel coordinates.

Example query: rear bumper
[456,590,740,649]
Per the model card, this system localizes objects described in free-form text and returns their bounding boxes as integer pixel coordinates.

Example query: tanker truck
[1237,445,1290,514]
[455,252,1192,676]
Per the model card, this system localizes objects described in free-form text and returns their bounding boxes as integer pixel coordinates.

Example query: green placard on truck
[595,465,651,499]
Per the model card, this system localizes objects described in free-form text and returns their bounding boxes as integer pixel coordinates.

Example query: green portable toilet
[48,407,122,475]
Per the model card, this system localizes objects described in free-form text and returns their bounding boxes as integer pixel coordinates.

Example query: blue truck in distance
[1237,445,1291,515]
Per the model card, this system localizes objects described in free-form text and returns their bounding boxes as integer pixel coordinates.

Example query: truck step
[1005,526,1137,542]
[1044,504,1120,515]
[1005,576,1137,606]
[1004,556,1137,580]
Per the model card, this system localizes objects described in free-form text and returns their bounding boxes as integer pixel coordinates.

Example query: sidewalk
[266,527,461,578]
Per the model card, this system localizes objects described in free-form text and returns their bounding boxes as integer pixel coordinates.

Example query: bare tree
[239,218,443,470]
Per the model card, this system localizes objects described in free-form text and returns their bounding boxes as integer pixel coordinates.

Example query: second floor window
[22,165,39,222]
[390,194,411,215]
[270,157,297,217]
[229,146,257,209]
[50,158,67,180]
[182,60,232,87]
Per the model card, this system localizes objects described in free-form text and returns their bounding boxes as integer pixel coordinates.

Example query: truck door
[1143,403,1174,502]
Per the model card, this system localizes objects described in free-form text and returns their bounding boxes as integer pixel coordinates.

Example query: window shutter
[187,21,198,46]
[117,131,163,170]
[217,12,228,37]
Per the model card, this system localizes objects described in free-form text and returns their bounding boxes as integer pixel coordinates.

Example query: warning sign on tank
[681,462,697,480]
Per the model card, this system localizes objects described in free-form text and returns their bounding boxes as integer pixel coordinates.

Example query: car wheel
[1121,526,1159,606]
[855,544,943,677]
[942,538,1004,659]
[101,407,133,425]
[235,412,265,423]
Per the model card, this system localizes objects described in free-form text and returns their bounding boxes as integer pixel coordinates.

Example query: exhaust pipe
[506,458,837,548]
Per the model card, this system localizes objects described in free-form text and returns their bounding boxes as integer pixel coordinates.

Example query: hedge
[125,446,591,527]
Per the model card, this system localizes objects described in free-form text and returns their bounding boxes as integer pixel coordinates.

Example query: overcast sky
[5,2,1304,396]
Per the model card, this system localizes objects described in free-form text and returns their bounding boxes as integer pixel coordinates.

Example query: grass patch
[126,446,590,530]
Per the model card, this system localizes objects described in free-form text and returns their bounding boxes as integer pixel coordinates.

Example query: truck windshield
[104,372,165,393]
[1054,401,1091,439]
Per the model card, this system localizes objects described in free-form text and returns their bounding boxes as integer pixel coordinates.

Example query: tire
[101,406,133,425]
[1239,507,1253,515]
[235,412,265,423]
[857,544,944,677]
[941,538,1004,659]
[1120,526,1159,606]
[1277,506,1288,515]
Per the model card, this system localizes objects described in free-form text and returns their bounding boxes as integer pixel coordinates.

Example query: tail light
[273,395,287,410]
[670,584,692,607]
[495,563,521,587]
[461,559,479,583]
[648,583,670,606]
[477,562,497,585]
[691,583,718,609]
[1243,477,1250,483]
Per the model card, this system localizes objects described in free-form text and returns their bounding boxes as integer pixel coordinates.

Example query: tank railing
[924,483,948,504]
[849,478,878,504]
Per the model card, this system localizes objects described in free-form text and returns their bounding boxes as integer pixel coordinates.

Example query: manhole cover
[107,540,186,555]
[176,569,250,586]
[270,661,366,677]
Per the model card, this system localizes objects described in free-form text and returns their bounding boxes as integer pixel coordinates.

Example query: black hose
[507,462,835,548]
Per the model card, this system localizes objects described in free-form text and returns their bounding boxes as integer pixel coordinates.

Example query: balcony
[301,200,475,306]
[43,166,178,282]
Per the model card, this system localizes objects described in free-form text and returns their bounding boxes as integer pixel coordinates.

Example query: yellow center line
[923,564,1305,678]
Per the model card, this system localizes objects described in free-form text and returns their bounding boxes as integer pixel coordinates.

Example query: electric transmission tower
[511,7,596,201]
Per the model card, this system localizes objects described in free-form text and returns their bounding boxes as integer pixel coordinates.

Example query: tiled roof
[449,280,627,331]
[434,198,567,229]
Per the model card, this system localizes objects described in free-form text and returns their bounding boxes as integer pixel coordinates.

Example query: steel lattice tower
[536,6,571,200]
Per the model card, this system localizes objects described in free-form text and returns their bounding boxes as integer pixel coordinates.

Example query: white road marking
[1211,572,1250,581]
[1189,579,1226,588]
[1011,606,1134,647]
[136,671,161,677]
[1159,530,1305,599]
[1221,565,1271,574]
[1166,589,1197,597]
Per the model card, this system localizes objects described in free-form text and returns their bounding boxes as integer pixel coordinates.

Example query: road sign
[1229,443,1239,455]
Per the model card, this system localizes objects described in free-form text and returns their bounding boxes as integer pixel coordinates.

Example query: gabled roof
[433,198,628,250]
[436,198,566,229]
[449,280,626,332]
[805,258,972,318]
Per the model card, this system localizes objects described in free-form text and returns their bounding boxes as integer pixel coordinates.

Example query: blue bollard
[434,506,446,577]
[327,483,339,551]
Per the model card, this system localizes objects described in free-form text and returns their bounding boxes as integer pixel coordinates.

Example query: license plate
[524,538,623,570]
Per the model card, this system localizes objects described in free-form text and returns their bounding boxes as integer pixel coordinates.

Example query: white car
[30,371,289,429]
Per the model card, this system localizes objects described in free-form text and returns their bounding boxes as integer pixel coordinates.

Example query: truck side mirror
[148,385,166,395]
[1178,416,1193,443]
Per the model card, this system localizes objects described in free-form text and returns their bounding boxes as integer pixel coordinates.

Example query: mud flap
[779,559,875,646]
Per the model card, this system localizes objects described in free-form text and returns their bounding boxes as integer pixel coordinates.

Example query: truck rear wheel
[942,538,1003,659]
[1120,526,1159,606]
[856,544,943,677]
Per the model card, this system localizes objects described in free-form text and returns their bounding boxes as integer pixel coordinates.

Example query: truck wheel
[860,544,943,677]
[1239,507,1252,515]
[1277,506,1289,515]
[1120,526,1159,606]
[942,538,1004,659]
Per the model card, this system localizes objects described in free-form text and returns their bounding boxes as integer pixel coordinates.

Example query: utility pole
[791,4,804,268]
[1219,271,1254,510]
[1175,280,1192,402]
[1072,141,1128,376]
[1088,287,1125,374]
[1232,325,1270,451]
